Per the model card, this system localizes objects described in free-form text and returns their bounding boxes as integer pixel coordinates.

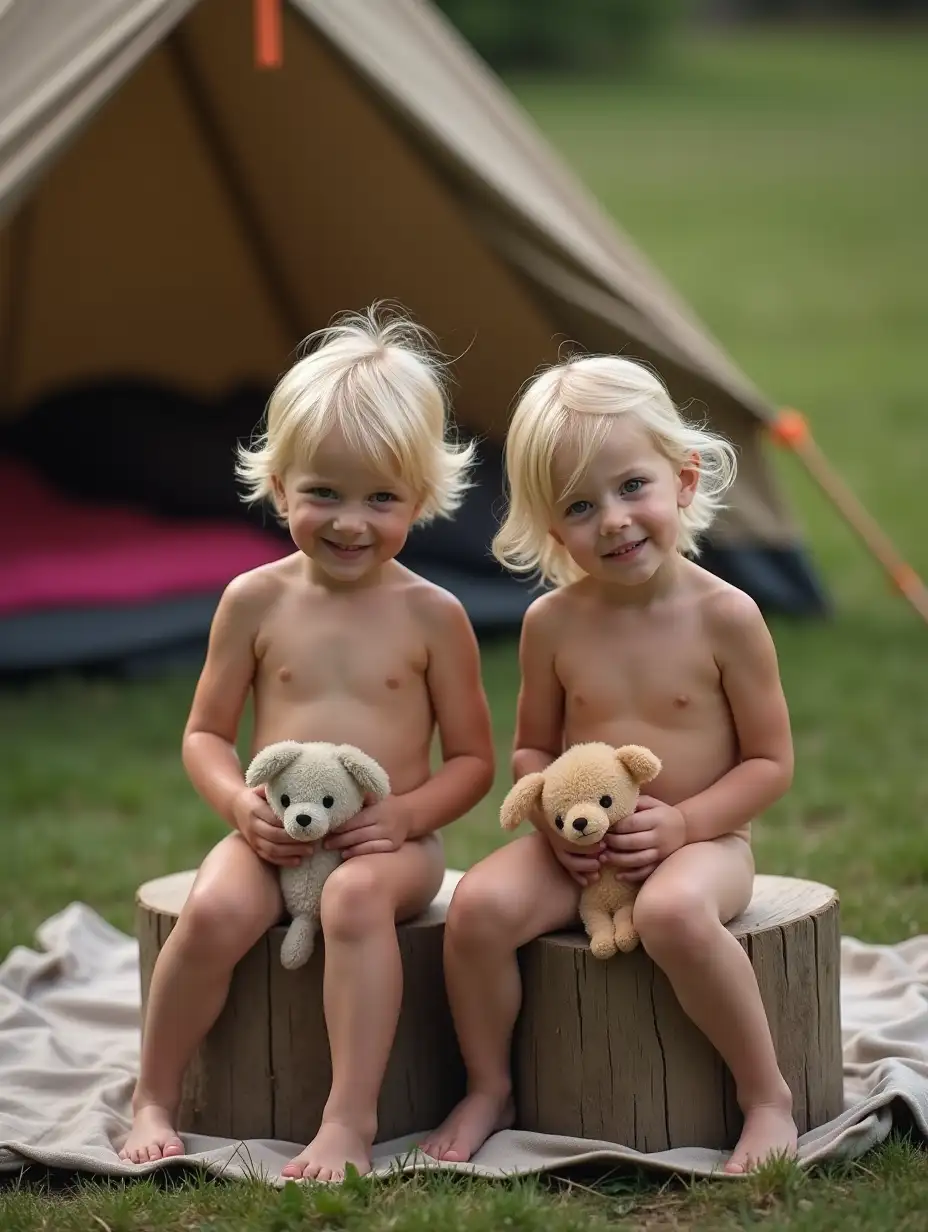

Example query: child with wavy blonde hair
[120,305,495,1182]
[424,354,798,1175]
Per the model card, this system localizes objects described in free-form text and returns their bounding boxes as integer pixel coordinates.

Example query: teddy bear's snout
[564,803,611,844]
[283,805,333,841]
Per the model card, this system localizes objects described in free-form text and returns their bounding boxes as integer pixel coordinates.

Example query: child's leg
[420,832,581,1163]
[119,833,283,1164]
[632,835,797,1174]
[281,835,445,1182]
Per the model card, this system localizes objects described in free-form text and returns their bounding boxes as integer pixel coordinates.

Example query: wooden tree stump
[514,874,843,1153]
[137,869,465,1145]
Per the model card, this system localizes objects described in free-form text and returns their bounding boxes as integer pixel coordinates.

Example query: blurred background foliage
[434,0,928,73]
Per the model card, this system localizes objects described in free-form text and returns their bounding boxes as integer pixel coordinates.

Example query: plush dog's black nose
[572,817,588,833]
[295,814,312,827]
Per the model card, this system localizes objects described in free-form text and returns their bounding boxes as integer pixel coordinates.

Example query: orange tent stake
[255,0,283,69]
[771,408,928,625]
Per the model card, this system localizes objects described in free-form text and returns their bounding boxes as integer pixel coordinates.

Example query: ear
[500,773,545,831]
[676,451,700,510]
[245,740,305,787]
[270,473,288,515]
[615,744,662,786]
[335,746,391,800]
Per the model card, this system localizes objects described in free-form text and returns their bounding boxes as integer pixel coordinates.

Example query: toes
[724,1158,747,1174]
[163,1138,185,1157]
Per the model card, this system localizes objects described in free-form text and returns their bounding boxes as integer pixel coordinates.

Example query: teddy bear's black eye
[600,795,612,808]
[323,795,334,808]
[555,815,564,830]
[280,794,290,808]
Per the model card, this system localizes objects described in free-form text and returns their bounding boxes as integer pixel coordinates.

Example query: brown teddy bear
[500,742,662,958]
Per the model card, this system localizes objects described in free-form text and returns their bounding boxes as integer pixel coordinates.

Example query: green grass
[2,1142,928,1232]
[2,27,927,1231]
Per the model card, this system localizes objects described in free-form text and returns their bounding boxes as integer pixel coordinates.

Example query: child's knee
[321,862,391,941]
[446,871,514,947]
[633,883,714,958]
[178,883,274,962]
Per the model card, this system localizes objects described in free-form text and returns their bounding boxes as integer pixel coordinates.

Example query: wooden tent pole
[255,0,283,69]
[771,409,928,626]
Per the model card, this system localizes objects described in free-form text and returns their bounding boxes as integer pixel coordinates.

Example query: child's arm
[183,573,307,867]
[512,596,564,780]
[327,591,495,857]
[406,592,496,836]
[621,591,793,866]
[675,591,793,843]
[512,599,600,886]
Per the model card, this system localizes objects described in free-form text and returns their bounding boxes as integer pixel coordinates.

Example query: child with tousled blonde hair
[120,305,495,1182]
[424,353,798,1175]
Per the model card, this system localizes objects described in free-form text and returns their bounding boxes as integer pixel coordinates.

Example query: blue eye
[370,492,397,504]
[565,499,592,517]
[622,479,646,495]
[303,487,337,500]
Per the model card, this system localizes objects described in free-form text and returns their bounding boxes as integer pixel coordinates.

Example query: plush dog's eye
[599,795,612,808]
[555,815,564,830]
[280,794,290,808]
[323,795,334,808]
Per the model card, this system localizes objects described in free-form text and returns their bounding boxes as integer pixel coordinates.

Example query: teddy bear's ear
[245,741,305,787]
[499,773,545,831]
[615,744,662,786]
[335,746,391,800]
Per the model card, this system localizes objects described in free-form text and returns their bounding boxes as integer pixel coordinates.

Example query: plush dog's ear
[335,746,391,800]
[500,773,545,831]
[615,744,662,786]
[245,741,305,787]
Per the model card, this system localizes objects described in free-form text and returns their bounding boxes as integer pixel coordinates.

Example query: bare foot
[118,1104,185,1165]
[281,1120,372,1183]
[419,1089,515,1163]
[724,1102,798,1174]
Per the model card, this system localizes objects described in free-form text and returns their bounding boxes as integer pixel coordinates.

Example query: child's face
[548,415,697,587]
[272,427,421,584]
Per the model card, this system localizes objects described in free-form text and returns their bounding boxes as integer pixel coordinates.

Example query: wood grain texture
[136,870,465,1145]
[514,874,843,1152]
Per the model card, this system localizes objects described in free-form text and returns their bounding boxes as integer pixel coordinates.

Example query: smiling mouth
[604,538,647,558]
[323,541,372,555]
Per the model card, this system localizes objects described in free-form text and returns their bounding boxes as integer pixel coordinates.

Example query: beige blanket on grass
[0,903,925,1183]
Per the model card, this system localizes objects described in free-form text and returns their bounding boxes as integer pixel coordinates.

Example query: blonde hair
[492,355,737,588]
[236,304,474,523]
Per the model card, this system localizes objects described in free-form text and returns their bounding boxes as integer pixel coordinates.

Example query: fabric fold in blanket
[1,904,926,1183]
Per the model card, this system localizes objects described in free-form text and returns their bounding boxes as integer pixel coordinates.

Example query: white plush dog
[245,740,391,970]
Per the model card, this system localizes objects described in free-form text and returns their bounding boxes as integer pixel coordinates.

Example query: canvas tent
[0,0,826,673]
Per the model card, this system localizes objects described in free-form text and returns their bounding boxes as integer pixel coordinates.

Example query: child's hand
[545,826,604,888]
[601,796,687,882]
[323,794,410,859]
[233,785,309,868]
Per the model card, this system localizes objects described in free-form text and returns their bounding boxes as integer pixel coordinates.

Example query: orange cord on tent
[770,408,928,625]
[254,0,283,69]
